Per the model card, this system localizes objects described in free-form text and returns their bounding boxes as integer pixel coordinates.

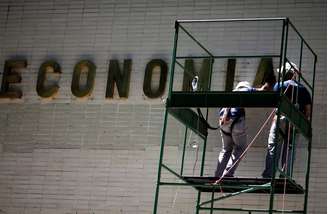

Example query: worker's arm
[304,104,311,120]
[255,82,270,91]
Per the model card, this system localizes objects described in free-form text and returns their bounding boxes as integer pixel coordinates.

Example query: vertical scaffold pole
[210,191,215,214]
[268,18,288,214]
[303,55,316,214]
[180,126,188,175]
[196,137,208,214]
[289,40,304,177]
[152,109,168,214]
[168,21,180,100]
[195,56,213,214]
[152,21,179,214]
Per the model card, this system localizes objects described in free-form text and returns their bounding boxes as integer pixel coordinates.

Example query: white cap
[191,76,198,92]
[234,81,251,90]
[276,61,299,73]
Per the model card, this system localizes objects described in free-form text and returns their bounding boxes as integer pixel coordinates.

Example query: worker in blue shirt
[273,79,311,118]
[262,62,312,178]
[215,81,269,178]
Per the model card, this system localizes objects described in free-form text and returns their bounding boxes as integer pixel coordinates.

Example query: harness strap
[220,113,244,136]
[219,108,245,136]
[195,108,245,134]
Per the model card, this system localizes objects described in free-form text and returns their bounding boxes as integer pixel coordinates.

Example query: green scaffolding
[153,17,317,214]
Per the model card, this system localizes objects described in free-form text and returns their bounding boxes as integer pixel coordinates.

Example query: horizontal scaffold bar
[167,91,280,108]
[199,183,270,206]
[288,21,317,58]
[177,17,287,23]
[168,91,311,138]
[198,207,304,213]
[176,54,280,59]
[159,182,271,190]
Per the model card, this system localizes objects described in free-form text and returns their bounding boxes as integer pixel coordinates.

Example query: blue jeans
[262,116,293,178]
[215,117,247,177]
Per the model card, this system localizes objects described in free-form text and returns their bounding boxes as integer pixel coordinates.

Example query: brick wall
[0,0,326,213]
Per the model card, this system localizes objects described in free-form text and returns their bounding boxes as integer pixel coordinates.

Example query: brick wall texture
[0,0,326,213]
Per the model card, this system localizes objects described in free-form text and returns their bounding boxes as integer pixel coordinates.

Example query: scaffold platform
[182,176,304,194]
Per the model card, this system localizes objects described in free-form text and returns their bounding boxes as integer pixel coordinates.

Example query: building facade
[0,0,326,213]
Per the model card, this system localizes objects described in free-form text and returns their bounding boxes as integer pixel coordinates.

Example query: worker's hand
[257,82,270,91]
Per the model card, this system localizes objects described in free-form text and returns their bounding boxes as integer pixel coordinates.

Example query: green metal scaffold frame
[153,17,317,214]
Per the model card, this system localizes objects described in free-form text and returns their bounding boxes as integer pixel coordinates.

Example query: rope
[193,107,201,175]
[214,77,297,185]
[280,70,300,213]
[211,74,300,214]
[214,108,276,184]
[278,121,293,214]
[172,128,197,208]
[171,190,178,208]
[211,109,275,202]
[281,77,297,213]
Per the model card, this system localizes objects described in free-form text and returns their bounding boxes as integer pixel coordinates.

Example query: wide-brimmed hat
[276,61,299,74]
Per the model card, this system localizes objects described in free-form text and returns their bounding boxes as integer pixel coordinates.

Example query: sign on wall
[0,58,273,100]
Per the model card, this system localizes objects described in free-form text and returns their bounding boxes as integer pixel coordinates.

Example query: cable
[171,190,178,208]
[197,108,220,130]
[192,145,199,176]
